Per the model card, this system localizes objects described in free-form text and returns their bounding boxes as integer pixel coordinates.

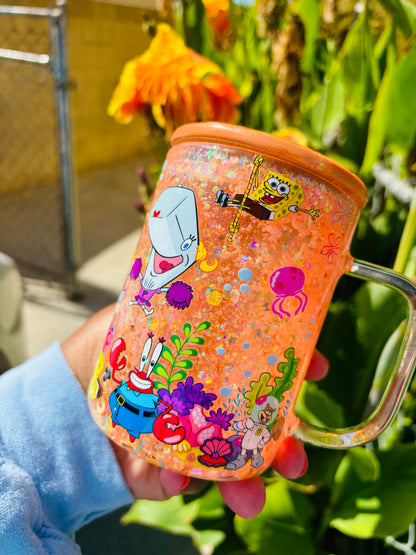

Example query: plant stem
[393,194,416,276]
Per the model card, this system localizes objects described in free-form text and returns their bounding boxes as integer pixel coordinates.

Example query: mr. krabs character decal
[270,266,308,319]
[109,334,165,442]
[215,154,320,243]
[130,184,217,316]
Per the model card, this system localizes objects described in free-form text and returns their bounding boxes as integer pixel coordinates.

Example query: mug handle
[296,259,416,448]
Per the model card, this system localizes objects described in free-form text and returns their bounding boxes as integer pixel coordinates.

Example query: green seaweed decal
[153,321,211,392]
[243,348,299,414]
[244,373,273,415]
[270,347,299,402]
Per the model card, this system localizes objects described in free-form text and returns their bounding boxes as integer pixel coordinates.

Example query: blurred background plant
[102,1,416,553]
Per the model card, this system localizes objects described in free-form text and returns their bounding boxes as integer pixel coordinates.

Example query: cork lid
[171,122,368,208]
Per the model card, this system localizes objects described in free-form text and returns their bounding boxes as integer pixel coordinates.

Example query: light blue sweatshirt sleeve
[0,342,134,554]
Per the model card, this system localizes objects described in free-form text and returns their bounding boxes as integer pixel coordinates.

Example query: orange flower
[108,23,242,133]
[202,0,231,40]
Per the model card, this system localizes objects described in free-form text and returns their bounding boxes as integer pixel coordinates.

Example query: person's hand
[61,305,329,519]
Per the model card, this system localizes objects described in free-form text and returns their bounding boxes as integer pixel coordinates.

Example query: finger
[160,468,192,498]
[271,436,308,479]
[217,476,266,519]
[181,478,207,495]
[305,349,329,381]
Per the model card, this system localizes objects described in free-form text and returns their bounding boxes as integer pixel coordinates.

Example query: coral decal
[321,233,341,263]
[153,321,211,392]
[270,266,308,319]
[198,438,233,467]
[333,195,355,231]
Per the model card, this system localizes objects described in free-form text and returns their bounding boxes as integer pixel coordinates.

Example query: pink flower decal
[321,233,341,263]
[198,437,232,467]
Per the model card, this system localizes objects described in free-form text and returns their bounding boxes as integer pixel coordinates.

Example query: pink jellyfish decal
[270,266,308,319]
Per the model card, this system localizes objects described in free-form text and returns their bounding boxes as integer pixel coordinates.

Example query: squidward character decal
[129,184,200,316]
[215,154,320,243]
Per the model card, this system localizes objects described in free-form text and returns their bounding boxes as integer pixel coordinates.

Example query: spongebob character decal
[130,184,217,316]
[215,154,320,243]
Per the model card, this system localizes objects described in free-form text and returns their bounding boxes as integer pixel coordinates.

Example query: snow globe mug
[88,122,416,481]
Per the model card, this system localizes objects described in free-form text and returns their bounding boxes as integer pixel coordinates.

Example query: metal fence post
[49,0,80,298]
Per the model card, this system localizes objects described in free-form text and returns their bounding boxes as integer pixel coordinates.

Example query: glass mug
[88,122,416,481]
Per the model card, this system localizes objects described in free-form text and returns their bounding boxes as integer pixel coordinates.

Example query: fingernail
[180,476,191,490]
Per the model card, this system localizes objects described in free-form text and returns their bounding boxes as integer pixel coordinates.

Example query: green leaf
[360,39,396,175]
[235,481,315,555]
[377,0,416,38]
[153,380,166,390]
[172,370,187,381]
[340,12,379,115]
[384,41,416,156]
[310,62,345,138]
[171,334,182,351]
[362,40,416,173]
[195,485,225,519]
[192,530,226,553]
[330,445,416,539]
[175,359,193,369]
[294,0,321,75]
[161,346,174,364]
[272,348,299,403]
[181,348,198,357]
[154,364,169,381]
[348,448,381,483]
[368,320,407,410]
[183,322,192,339]
[195,321,211,333]
[188,336,205,345]
[296,381,345,428]
[121,496,199,535]
[244,372,272,414]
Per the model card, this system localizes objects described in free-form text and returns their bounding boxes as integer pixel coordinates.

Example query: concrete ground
[20,157,153,358]
[22,229,139,358]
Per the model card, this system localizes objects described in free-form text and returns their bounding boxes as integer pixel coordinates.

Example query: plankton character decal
[215,154,320,243]
[130,184,199,316]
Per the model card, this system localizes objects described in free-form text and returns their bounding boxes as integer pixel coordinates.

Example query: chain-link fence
[0,2,77,294]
